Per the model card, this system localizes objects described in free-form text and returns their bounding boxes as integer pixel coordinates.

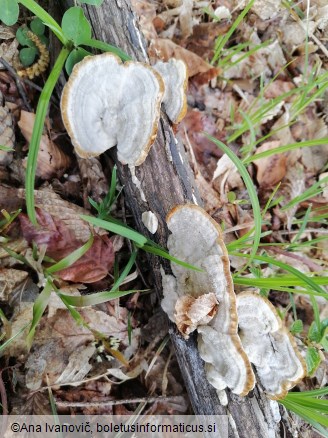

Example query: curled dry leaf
[18,110,71,179]
[254,141,287,188]
[175,293,219,338]
[149,38,218,80]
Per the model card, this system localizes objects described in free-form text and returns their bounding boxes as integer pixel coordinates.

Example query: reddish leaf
[19,208,78,258]
[19,209,115,283]
[57,235,115,283]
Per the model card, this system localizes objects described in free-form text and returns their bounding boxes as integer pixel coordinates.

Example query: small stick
[55,395,186,408]
[0,57,32,111]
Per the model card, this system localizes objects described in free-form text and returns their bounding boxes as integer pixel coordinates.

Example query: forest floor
[0,0,327,435]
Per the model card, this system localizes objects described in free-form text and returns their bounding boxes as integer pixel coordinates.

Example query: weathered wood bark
[55,1,295,436]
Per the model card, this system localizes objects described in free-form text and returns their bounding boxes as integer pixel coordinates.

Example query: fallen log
[53,1,300,436]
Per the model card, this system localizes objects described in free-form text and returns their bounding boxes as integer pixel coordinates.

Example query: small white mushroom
[61,53,164,166]
[153,58,187,124]
[161,204,255,396]
[141,211,158,234]
[237,292,306,399]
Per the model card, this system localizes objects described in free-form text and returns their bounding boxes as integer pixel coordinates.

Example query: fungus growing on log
[237,292,306,399]
[153,58,188,124]
[60,53,164,166]
[161,204,255,396]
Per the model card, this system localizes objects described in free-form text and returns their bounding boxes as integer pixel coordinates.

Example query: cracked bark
[55,1,300,436]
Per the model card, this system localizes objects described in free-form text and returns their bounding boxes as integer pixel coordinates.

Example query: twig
[55,395,185,408]
[267,246,324,272]
[0,57,32,111]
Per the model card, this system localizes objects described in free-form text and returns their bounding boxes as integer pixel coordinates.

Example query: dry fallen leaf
[149,38,218,78]
[175,293,219,338]
[18,111,71,179]
[254,141,287,188]
[0,268,28,302]
[25,306,139,389]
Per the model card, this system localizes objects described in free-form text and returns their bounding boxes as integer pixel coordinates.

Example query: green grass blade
[243,138,328,165]
[282,176,328,211]
[59,289,136,307]
[46,235,94,274]
[18,0,66,44]
[80,215,147,246]
[232,252,328,300]
[141,244,202,271]
[26,278,53,348]
[25,47,70,225]
[58,250,138,306]
[211,0,254,64]
[286,387,328,397]
[204,133,261,266]
[0,322,30,353]
[83,38,131,61]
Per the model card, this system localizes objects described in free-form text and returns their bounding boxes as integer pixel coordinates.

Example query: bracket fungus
[236,292,306,399]
[161,204,255,396]
[153,59,188,124]
[61,53,164,166]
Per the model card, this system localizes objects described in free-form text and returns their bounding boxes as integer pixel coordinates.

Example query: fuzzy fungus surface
[237,292,306,399]
[61,53,164,166]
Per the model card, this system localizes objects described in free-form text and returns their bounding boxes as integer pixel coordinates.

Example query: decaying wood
[56,1,297,436]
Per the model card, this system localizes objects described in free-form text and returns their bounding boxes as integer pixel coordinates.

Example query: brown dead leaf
[178,109,223,165]
[254,141,287,188]
[149,38,218,78]
[0,268,28,302]
[175,293,218,338]
[25,306,139,389]
[18,111,71,179]
[0,184,93,242]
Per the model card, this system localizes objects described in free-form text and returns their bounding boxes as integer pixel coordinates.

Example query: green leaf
[65,47,91,75]
[19,47,38,66]
[290,319,303,335]
[61,6,92,46]
[30,17,45,36]
[308,321,322,343]
[0,0,19,26]
[306,347,321,376]
[16,27,35,47]
[80,0,104,4]
[320,326,328,352]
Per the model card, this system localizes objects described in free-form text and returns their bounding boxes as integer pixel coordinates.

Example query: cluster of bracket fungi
[61,54,306,400]
[161,204,306,399]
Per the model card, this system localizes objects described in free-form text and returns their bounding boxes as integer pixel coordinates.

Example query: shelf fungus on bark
[153,59,188,124]
[236,292,306,399]
[161,204,255,396]
[60,53,164,166]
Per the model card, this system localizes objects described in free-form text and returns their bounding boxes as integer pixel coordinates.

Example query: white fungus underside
[63,55,162,165]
